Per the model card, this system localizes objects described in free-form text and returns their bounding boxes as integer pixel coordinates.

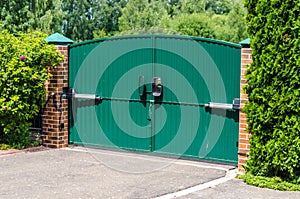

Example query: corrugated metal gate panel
[152,36,240,162]
[69,35,241,164]
[70,37,154,151]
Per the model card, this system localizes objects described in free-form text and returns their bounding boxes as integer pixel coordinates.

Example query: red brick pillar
[43,45,69,148]
[238,47,252,173]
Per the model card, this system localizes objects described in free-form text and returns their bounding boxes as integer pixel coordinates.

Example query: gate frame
[42,34,251,172]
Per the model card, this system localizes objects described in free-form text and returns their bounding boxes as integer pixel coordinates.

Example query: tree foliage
[178,0,207,14]
[62,0,94,41]
[205,0,233,14]
[118,0,168,32]
[0,0,63,34]
[209,0,247,42]
[93,0,126,35]
[30,0,64,34]
[116,0,247,43]
[244,0,300,183]
[0,30,64,148]
[0,0,247,43]
[62,0,126,41]
[170,13,216,38]
[225,1,247,42]
[0,1,32,33]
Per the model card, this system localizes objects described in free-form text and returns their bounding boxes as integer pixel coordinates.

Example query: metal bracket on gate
[205,98,240,110]
[62,87,102,101]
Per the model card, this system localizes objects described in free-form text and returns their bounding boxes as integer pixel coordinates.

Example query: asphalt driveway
[0,147,299,199]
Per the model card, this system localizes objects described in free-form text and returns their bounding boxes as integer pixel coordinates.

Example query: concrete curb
[154,169,238,199]
[22,146,46,153]
[0,145,46,156]
[0,149,23,156]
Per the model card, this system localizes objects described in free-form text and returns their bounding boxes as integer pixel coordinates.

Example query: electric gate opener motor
[205,98,240,110]
[62,87,102,101]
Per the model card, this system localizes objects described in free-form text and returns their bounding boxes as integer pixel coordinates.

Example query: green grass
[238,173,300,191]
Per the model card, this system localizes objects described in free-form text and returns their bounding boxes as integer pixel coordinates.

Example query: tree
[0,1,32,33]
[225,0,247,43]
[179,0,207,14]
[210,1,248,43]
[0,0,248,42]
[63,0,127,41]
[118,0,169,33]
[205,0,233,14]
[170,13,216,38]
[174,0,235,15]
[210,14,230,41]
[162,0,247,42]
[93,0,126,35]
[163,0,181,17]
[30,0,64,34]
[0,0,63,34]
[244,0,300,183]
[93,29,111,38]
[62,0,94,41]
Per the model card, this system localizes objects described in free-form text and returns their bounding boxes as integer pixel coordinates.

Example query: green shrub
[243,0,300,183]
[0,30,64,148]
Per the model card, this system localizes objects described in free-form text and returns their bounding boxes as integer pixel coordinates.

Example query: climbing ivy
[243,0,300,183]
[0,30,64,148]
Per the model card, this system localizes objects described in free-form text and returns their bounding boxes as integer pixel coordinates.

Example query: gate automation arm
[62,87,102,101]
[98,97,240,110]
[62,88,102,126]
[205,98,240,110]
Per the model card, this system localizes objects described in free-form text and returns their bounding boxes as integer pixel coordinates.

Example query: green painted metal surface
[45,33,73,45]
[69,35,241,164]
[240,38,250,45]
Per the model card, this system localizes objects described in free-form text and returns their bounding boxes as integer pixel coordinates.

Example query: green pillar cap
[239,38,250,47]
[45,33,73,45]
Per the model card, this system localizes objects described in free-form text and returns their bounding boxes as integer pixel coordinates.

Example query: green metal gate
[68,35,241,164]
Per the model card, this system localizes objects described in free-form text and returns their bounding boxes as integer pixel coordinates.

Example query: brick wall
[238,47,252,172]
[43,45,69,148]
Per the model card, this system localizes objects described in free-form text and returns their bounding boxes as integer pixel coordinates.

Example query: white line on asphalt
[62,147,230,171]
[153,169,238,199]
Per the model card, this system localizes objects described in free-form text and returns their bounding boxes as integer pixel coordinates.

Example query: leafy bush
[243,0,300,183]
[0,30,64,148]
